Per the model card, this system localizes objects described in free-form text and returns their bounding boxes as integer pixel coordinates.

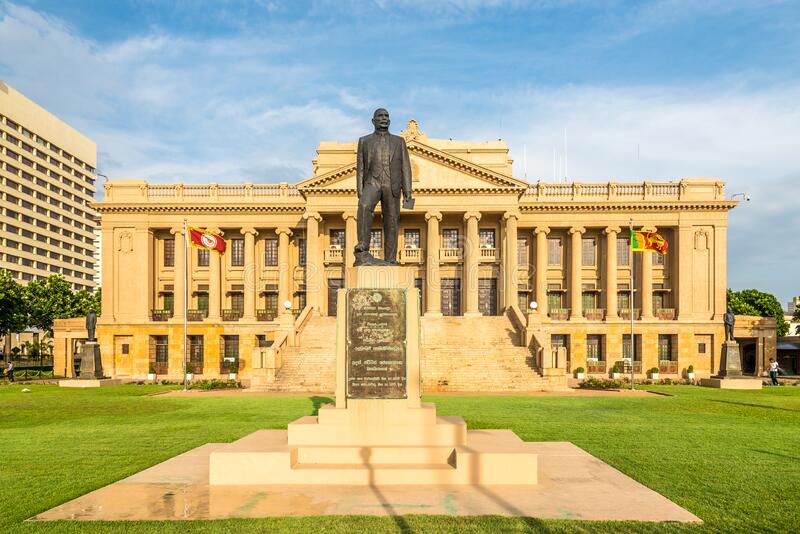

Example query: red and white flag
[188,227,226,254]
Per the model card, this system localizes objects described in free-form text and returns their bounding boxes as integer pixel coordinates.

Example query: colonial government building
[54,121,747,391]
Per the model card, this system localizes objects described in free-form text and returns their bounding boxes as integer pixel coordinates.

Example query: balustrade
[221,309,243,321]
[619,308,641,320]
[150,309,172,322]
[439,248,462,262]
[659,360,679,374]
[256,309,276,322]
[587,361,607,374]
[584,308,605,321]
[187,309,208,322]
[399,247,423,264]
[323,247,343,264]
[656,308,676,320]
[479,247,497,262]
[548,308,570,321]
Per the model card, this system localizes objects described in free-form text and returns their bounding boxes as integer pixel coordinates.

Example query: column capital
[207,227,222,235]
[463,211,482,222]
[342,211,357,221]
[502,211,520,221]
[534,226,550,235]
[303,211,322,222]
[569,226,586,235]
[169,226,184,236]
[603,226,622,235]
[425,211,442,222]
[240,227,258,237]
[641,225,657,233]
[275,226,293,237]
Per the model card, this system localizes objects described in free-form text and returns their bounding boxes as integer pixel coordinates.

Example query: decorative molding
[694,228,710,251]
[502,211,520,221]
[169,227,183,236]
[463,211,482,222]
[341,211,357,221]
[400,119,427,142]
[569,226,586,235]
[118,231,133,254]
[95,205,304,214]
[603,226,622,235]
[240,227,258,236]
[424,211,443,222]
[534,226,550,235]
[302,211,322,222]
[519,202,737,213]
[275,226,293,237]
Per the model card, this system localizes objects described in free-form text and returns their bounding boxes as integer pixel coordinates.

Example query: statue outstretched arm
[400,138,412,199]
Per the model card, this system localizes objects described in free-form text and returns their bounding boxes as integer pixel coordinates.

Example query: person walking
[5,361,13,383]
[768,358,780,386]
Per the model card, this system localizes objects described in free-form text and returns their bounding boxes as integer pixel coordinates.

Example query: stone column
[303,211,323,313]
[640,227,654,319]
[170,226,185,321]
[343,212,357,270]
[604,226,620,319]
[503,211,519,311]
[207,228,222,321]
[276,226,293,316]
[425,211,442,316]
[534,227,549,316]
[569,226,585,320]
[463,211,482,317]
[241,227,258,321]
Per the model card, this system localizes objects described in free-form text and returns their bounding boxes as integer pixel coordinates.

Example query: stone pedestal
[209,264,539,486]
[699,340,762,389]
[718,341,742,377]
[79,342,104,380]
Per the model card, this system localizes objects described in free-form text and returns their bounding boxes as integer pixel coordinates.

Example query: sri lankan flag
[189,227,226,254]
[630,229,668,254]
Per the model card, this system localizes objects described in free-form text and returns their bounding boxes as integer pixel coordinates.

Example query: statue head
[88,308,95,315]
[372,108,390,133]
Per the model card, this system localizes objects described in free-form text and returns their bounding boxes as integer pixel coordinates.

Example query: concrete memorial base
[699,377,763,390]
[32,439,700,523]
[59,378,122,388]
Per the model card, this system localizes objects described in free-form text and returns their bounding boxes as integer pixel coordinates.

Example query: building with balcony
[52,120,755,390]
[0,81,97,291]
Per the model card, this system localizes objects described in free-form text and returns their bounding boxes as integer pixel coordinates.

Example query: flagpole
[183,218,188,392]
[629,218,635,391]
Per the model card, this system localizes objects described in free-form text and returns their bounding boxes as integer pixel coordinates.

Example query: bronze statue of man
[723,307,736,342]
[354,108,414,266]
[86,308,97,342]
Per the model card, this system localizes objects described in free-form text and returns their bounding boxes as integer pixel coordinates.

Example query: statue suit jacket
[356,132,412,199]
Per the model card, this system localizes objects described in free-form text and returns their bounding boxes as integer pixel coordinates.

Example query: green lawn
[0,384,798,533]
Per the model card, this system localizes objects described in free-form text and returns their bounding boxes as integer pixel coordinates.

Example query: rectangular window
[370,229,382,249]
[653,291,666,314]
[404,229,420,248]
[479,229,495,249]
[264,292,278,316]
[162,292,174,313]
[658,334,673,361]
[188,335,204,374]
[586,335,603,361]
[221,335,239,373]
[652,252,665,266]
[547,238,562,266]
[618,291,631,311]
[698,343,707,354]
[197,248,209,267]
[547,291,563,311]
[298,238,307,266]
[163,238,175,267]
[442,229,459,249]
[230,292,244,313]
[150,335,169,374]
[582,291,597,310]
[582,237,596,266]
[231,238,244,267]
[196,292,209,312]
[517,238,528,266]
[264,238,278,266]
[329,229,345,248]
[617,236,631,266]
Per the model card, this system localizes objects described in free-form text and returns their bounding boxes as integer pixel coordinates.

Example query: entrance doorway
[441,278,461,316]
[327,279,344,316]
[478,278,497,316]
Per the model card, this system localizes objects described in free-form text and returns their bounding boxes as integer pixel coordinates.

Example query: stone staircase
[421,316,558,392]
[261,314,564,393]
[269,315,337,392]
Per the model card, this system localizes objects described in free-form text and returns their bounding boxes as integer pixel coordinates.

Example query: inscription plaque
[346,288,407,399]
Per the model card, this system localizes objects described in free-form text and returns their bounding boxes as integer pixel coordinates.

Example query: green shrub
[187,379,241,391]
[687,364,695,373]
[611,363,620,373]
[579,377,625,389]
[650,367,660,374]
[575,367,585,374]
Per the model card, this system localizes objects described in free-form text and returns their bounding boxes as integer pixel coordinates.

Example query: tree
[727,289,789,337]
[73,288,101,316]
[793,306,800,335]
[0,270,27,341]
[24,276,87,334]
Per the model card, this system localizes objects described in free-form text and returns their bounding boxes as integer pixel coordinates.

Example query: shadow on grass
[309,396,333,416]
[750,448,800,462]
[707,399,800,413]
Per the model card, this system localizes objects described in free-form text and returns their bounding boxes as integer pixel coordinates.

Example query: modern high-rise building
[0,81,97,290]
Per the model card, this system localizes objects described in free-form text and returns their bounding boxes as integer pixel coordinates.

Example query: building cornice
[519,201,738,212]
[95,204,305,214]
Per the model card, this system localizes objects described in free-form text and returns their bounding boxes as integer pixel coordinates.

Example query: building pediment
[297,129,528,195]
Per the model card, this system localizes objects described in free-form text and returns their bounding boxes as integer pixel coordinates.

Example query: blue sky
[1,0,798,304]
